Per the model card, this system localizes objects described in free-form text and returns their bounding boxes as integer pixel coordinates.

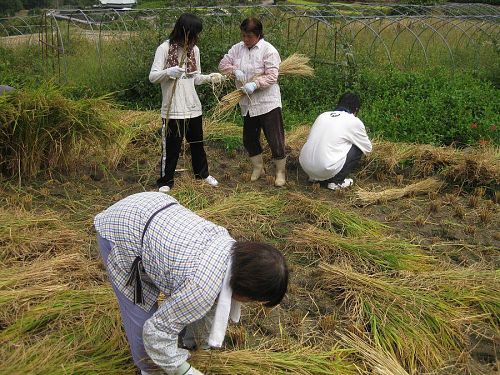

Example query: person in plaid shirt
[94,192,289,375]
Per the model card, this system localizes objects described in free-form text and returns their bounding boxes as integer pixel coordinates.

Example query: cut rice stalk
[319,263,469,373]
[191,345,356,375]
[288,224,434,271]
[210,53,314,122]
[339,331,409,375]
[356,178,443,205]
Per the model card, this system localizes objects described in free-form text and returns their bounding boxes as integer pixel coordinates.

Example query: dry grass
[0,253,103,324]
[361,142,499,192]
[0,288,134,374]
[0,86,114,178]
[191,344,356,375]
[0,207,85,263]
[288,224,435,271]
[196,191,288,239]
[356,178,443,205]
[319,263,499,373]
[286,192,385,236]
[339,332,409,375]
[319,263,464,372]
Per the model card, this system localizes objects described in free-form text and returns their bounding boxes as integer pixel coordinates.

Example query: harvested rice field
[1,110,499,375]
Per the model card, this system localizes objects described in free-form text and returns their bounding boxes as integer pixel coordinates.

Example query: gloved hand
[209,72,224,84]
[166,66,185,79]
[234,69,246,83]
[241,82,257,95]
[175,362,204,375]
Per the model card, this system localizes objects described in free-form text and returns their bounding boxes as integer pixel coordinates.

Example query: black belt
[125,202,176,305]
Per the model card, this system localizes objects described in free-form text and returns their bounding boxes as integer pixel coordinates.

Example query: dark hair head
[230,241,288,307]
[240,17,264,39]
[169,13,203,46]
[336,92,361,114]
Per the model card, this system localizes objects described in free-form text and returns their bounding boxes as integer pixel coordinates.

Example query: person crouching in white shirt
[218,17,287,187]
[299,92,372,190]
[149,13,223,194]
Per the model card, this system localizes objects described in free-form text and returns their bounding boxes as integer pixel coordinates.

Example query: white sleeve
[193,46,210,85]
[149,43,172,84]
[347,119,372,154]
[142,279,217,374]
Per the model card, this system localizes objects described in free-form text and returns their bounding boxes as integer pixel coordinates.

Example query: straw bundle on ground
[339,332,409,375]
[196,191,288,238]
[286,192,385,236]
[361,141,499,192]
[0,253,103,324]
[191,345,356,375]
[0,207,85,263]
[288,224,434,271]
[403,268,500,327]
[0,288,134,374]
[105,110,158,169]
[210,53,314,122]
[319,263,485,373]
[356,178,443,205]
[0,86,114,178]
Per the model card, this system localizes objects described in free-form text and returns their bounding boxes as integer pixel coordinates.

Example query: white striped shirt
[94,192,234,373]
[219,39,282,117]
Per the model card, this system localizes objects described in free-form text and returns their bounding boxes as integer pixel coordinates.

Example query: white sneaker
[158,185,171,193]
[327,178,353,190]
[204,175,219,187]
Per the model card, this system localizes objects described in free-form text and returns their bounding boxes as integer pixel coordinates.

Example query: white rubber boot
[274,158,286,187]
[250,154,265,181]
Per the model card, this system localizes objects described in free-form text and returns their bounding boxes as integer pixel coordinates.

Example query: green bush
[357,68,499,146]
[278,65,499,147]
[2,34,497,147]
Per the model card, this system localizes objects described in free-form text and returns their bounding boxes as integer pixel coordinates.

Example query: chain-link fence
[1,4,498,79]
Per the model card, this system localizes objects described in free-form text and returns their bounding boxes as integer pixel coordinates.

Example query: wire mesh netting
[1,4,498,78]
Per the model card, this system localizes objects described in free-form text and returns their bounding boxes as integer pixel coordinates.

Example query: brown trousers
[243,107,286,160]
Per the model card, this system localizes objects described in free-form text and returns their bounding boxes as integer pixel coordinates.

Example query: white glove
[166,66,185,79]
[241,82,257,95]
[209,72,224,84]
[234,69,246,83]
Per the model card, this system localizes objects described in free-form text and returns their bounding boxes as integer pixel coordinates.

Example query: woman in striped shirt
[219,17,287,187]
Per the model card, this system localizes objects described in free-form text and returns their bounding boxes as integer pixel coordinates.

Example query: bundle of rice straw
[210,53,314,122]
[356,178,443,205]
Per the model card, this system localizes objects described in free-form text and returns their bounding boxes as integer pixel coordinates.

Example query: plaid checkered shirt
[94,192,235,373]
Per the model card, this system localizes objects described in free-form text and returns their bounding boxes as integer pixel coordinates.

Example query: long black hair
[169,13,203,46]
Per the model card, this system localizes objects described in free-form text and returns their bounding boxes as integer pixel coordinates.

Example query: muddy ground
[2,136,498,374]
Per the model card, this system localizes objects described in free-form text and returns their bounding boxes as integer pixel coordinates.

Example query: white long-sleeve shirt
[299,111,372,181]
[219,39,282,117]
[149,40,211,119]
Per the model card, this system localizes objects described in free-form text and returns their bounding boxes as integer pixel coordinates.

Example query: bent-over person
[94,192,289,375]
